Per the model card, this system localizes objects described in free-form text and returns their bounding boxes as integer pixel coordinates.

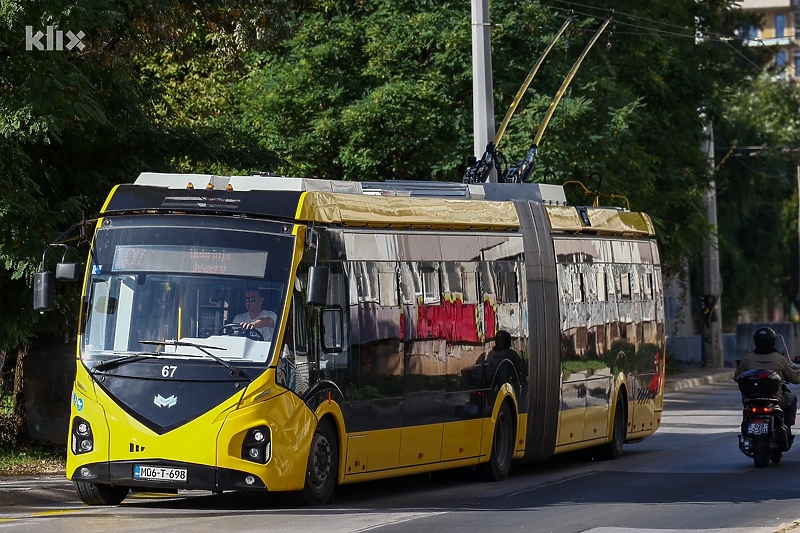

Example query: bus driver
[233,288,277,341]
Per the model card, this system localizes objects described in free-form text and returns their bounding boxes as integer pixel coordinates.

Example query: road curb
[664,369,734,392]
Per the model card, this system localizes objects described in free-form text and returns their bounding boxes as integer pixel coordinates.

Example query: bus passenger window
[497,270,518,303]
[399,262,420,304]
[277,294,309,395]
[322,308,343,351]
[420,264,440,305]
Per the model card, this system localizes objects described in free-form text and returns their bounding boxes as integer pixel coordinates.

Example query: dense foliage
[0,0,792,385]
[715,75,800,326]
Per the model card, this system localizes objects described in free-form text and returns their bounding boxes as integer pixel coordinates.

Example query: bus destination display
[111,245,267,277]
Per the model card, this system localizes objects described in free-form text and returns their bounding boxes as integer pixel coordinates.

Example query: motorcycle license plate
[748,422,769,436]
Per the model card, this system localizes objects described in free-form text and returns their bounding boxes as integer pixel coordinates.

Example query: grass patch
[0,446,65,477]
[0,394,65,477]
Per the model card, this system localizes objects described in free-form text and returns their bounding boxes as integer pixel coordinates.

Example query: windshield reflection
[82,274,286,364]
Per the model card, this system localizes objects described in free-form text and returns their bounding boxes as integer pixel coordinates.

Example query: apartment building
[739,0,800,77]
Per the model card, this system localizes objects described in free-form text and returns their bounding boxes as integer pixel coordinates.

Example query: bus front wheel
[287,418,338,506]
[74,481,129,505]
[477,402,514,482]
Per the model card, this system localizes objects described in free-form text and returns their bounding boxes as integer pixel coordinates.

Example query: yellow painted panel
[546,206,584,232]
[67,379,317,493]
[367,428,401,471]
[218,390,315,492]
[630,397,658,436]
[341,454,480,484]
[557,409,584,446]
[399,424,443,466]
[441,419,483,461]
[345,433,370,476]
[515,413,528,457]
[66,388,110,478]
[586,209,655,236]
[583,404,609,441]
[103,390,239,467]
[546,205,656,237]
[297,192,519,230]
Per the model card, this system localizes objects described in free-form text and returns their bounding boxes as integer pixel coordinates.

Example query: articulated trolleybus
[34,173,665,505]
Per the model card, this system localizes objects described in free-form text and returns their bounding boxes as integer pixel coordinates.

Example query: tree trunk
[0,349,6,393]
[12,346,28,443]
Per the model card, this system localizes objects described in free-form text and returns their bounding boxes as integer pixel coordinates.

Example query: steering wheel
[218,323,265,341]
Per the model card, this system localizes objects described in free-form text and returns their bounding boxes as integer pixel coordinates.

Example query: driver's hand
[240,322,253,330]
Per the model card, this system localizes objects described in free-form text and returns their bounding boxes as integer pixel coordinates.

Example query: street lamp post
[701,120,723,368]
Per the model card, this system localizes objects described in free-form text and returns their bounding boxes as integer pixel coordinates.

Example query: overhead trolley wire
[548,0,793,77]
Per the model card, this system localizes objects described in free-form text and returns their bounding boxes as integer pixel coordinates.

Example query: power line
[545,1,789,76]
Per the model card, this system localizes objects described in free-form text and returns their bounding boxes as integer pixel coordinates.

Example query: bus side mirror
[307,266,329,306]
[56,262,81,282]
[33,271,55,312]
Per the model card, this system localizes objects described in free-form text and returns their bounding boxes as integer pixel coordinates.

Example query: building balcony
[739,0,797,8]
[746,36,794,45]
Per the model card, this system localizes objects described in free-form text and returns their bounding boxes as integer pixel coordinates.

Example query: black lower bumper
[70,460,268,492]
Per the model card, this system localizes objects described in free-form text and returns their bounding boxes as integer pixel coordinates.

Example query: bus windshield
[81,216,294,366]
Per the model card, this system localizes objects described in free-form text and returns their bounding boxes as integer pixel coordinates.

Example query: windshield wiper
[139,339,246,379]
[92,350,162,373]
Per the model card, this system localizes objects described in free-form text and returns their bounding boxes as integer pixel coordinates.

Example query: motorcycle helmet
[753,326,777,350]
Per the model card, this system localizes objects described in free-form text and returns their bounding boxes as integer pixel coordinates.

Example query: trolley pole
[471,0,496,182]
[701,120,724,368]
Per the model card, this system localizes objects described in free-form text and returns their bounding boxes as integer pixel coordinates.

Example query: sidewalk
[664,366,734,392]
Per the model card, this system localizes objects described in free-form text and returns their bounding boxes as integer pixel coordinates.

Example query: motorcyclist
[734,326,800,438]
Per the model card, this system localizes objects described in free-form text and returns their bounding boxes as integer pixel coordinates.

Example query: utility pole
[471,0,496,182]
[701,120,724,368]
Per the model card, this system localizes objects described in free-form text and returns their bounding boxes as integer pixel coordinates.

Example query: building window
[795,12,800,38]
[794,49,800,73]
[777,49,788,68]
[776,14,786,38]
[739,24,758,41]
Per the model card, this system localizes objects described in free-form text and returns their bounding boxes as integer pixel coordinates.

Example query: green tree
[0,0,778,420]
[0,0,298,348]
[235,0,759,278]
[0,0,296,442]
[715,74,800,326]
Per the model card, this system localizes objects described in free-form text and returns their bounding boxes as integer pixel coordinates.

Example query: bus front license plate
[134,465,188,483]
[748,422,769,436]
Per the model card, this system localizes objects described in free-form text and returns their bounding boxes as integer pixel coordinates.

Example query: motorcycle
[737,368,792,467]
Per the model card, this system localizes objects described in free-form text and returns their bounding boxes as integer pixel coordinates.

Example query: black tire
[477,402,514,482]
[597,398,626,460]
[74,481,129,505]
[753,438,770,468]
[286,418,338,506]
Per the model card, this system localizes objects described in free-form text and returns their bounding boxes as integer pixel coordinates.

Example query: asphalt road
[5,367,798,533]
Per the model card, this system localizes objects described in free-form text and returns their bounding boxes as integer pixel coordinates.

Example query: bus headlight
[71,417,94,455]
[241,426,271,464]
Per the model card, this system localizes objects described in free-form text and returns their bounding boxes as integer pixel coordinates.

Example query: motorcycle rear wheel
[753,438,770,468]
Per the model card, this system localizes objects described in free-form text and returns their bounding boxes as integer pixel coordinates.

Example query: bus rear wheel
[74,481,129,505]
[477,402,514,482]
[286,418,338,506]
